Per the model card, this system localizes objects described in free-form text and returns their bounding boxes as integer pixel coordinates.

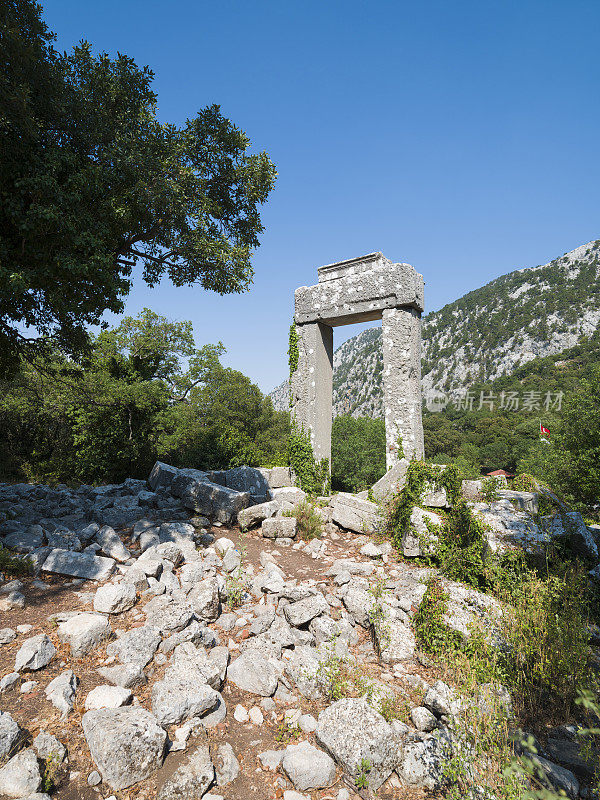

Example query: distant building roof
[486,469,514,478]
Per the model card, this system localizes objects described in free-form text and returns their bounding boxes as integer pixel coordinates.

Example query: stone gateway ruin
[291,252,425,469]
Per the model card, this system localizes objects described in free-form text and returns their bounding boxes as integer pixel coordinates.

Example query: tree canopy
[0,0,276,373]
[0,309,289,483]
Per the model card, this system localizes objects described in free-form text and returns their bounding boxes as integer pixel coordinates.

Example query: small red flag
[540,424,550,435]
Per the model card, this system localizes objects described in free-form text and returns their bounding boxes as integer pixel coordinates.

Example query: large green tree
[0,309,289,483]
[0,0,276,373]
[331,415,386,493]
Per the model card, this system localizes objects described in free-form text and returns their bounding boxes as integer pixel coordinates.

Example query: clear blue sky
[43,0,600,392]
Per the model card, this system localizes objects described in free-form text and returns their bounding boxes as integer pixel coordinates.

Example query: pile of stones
[0,460,595,799]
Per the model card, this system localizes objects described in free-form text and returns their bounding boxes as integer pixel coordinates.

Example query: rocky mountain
[270,239,600,417]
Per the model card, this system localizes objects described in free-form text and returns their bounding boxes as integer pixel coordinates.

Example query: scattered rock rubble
[0,462,597,799]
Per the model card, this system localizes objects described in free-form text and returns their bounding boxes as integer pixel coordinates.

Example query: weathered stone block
[258,466,293,488]
[82,707,167,790]
[371,460,409,502]
[262,518,297,539]
[330,493,379,533]
[295,253,424,325]
[148,461,179,491]
[226,466,271,502]
[182,479,249,524]
[238,500,278,530]
[41,548,116,581]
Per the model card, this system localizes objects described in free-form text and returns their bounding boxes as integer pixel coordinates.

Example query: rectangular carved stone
[330,493,380,533]
[295,254,424,327]
[42,548,116,581]
[382,307,424,464]
[289,322,333,465]
[181,480,250,524]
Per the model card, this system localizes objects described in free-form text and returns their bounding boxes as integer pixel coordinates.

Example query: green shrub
[283,498,323,540]
[512,473,539,491]
[413,578,464,655]
[331,415,386,492]
[435,499,490,589]
[481,476,501,502]
[385,460,461,550]
[0,547,32,577]
[287,424,329,496]
[498,567,594,718]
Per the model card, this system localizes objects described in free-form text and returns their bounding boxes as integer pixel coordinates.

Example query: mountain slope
[270,239,600,416]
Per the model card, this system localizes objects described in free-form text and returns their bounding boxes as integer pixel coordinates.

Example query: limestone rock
[239,501,279,530]
[442,581,503,642]
[215,742,240,786]
[0,673,19,693]
[151,672,219,726]
[528,755,579,799]
[143,594,193,634]
[374,616,416,663]
[82,707,167,790]
[158,744,214,800]
[0,748,41,798]
[410,706,437,732]
[271,487,306,506]
[497,489,539,514]
[371,460,409,502]
[282,740,336,790]
[42,548,116,581]
[543,512,599,560]
[14,634,56,672]
[170,641,224,690]
[181,479,249,524]
[259,749,284,770]
[471,500,544,554]
[106,625,161,668]
[188,577,221,622]
[33,730,66,763]
[226,465,271,503]
[421,483,449,508]
[397,731,452,790]
[57,613,111,657]
[93,582,137,614]
[44,670,78,717]
[0,711,23,765]
[95,526,130,562]
[85,685,132,709]
[461,480,482,501]
[96,664,146,689]
[0,628,16,645]
[342,582,375,628]
[315,698,400,790]
[262,518,297,539]
[159,521,196,545]
[403,507,443,557]
[423,681,454,717]
[284,594,329,627]
[3,529,44,552]
[213,537,235,556]
[148,461,179,491]
[330,493,379,534]
[227,651,278,696]
[259,466,293,488]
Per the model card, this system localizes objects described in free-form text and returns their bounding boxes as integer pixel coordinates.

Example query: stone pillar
[382,306,424,466]
[290,322,334,465]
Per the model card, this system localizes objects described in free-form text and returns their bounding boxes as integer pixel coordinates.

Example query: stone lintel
[317,252,391,282]
[295,259,424,326]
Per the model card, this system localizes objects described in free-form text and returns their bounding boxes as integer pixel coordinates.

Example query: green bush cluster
[287,424,330,496]
[385,460,461,550]
[331,415,386,492]
[283,498,323,540]
[0,309,290,484]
